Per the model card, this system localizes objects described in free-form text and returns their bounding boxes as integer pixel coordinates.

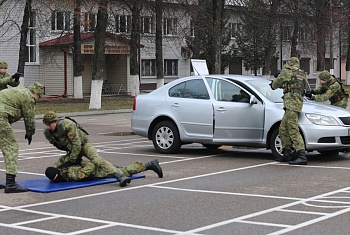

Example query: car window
[169,79,209,99]
[247,80,284,103]
[206,77,250,103]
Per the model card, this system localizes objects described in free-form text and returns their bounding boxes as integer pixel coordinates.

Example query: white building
[0,1,342,97]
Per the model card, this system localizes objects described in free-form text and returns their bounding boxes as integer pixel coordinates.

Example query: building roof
[39,32,143,48]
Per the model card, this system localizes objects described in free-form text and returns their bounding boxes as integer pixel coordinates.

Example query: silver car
[131,74,350,159]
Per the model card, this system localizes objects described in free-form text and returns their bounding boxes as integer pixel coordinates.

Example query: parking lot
[1,112,350,235]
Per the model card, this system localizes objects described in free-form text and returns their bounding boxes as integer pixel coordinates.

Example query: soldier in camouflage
[44,158,163,183]
[305,70,349,109]
[0,82,44,193]
[0,60,21,90]
[271,57,308,165]
[42,111,163,187]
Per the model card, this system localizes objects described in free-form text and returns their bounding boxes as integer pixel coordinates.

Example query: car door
[205,77,265,143]
[166,78,214,139]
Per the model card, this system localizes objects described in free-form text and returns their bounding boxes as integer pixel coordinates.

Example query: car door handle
[171,103,180,107]
[217,107,226,112]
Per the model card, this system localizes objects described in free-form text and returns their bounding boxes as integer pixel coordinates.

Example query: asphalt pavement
[0,111,350,235]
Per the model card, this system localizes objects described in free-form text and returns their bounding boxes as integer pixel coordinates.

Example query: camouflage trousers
[0,113,18,175]
[279,109,305,152]
[53,142,117,176]
[332,98,348,109]
[65,160,146,181]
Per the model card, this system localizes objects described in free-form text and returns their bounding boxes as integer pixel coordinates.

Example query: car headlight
[305,113,340,126]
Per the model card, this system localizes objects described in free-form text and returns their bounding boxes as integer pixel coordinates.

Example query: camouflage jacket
[44,118,90,164]
[0,87,36,135]
[0,72,20,90]
[272,65,307,112]
[313,77,348,104]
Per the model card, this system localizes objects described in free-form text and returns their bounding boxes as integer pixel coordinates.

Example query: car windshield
[246,79,284,103]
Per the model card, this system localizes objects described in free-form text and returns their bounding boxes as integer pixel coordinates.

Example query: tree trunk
[73,0,83,99]
[156,0,164,88]
[212,0,223,74]
[315,0,328,88]
[130,1,141,96]
[89,0,107,109]
[17,0,31,87]
[263,0,279,76]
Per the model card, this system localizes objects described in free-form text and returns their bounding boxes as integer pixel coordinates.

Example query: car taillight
[133,97,136,110]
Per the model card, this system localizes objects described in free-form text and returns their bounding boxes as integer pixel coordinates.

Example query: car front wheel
[269,128,297,160]
[152,121,181,154]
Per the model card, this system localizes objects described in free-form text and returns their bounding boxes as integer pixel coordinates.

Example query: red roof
[39,32,143,48]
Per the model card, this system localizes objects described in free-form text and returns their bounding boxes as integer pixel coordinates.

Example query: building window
[230,22,242,38]
[142,16,154,34]
[163,18,177,35]
[84,12,96,32]
[190,20,194,37]
[27,10,37,63]
[141,59,156,76]
[51,11,71,31]
[164,60,178,76]
[116,15,131,33]
[282,25,292,41]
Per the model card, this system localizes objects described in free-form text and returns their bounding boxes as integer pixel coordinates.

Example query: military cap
[0,60,8,69]
[319,70,331,81]
[45,167,63,182]
[287,57,300,67]
[43,111,59,125]
[28,82,44,98]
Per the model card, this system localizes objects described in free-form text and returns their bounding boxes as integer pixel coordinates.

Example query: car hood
[302,100,350,116]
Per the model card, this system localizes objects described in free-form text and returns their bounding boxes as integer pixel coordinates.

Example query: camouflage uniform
[312,70,348,109]
[57,160,146,181]
[0,87,37,174]
[44,117,119,175]
[272,57,308,164]
[0,61,20,90]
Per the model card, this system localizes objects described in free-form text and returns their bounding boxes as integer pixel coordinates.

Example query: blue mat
[11,174,145,193]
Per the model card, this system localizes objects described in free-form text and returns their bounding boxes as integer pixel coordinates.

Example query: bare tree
[17,0,31,83]
[155,0,164,88]
[89,0,108,109]
[73,0,83,99]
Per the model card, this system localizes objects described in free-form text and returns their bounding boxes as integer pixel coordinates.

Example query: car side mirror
[249,95,258,104]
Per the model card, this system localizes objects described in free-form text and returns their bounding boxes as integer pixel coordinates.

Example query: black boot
[114,172,131,187]
[145,159,163,178]
[289,150,308,165]
[276,148,291,162]
[5,174,28,193]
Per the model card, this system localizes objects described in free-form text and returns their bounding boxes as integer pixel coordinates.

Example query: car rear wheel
[152,121,181,154]
[270,128,297,160]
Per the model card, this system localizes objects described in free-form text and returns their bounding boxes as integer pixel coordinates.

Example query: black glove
[305,91,313,99]
[25,133,32,145]
[53,141,67,151]
[12,73,22,82]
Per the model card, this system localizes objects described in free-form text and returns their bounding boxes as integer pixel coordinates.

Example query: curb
[35,109,133,119]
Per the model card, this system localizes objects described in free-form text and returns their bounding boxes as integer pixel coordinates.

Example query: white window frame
[164,59,178,76]
[142,16,154,34]
[163,18,177,35]
[141,59,156,77]
[51,11,71,31]
[230,22,242,38]
[84,12,96,32]
[116,15,131,33]
[26,10,38,64]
